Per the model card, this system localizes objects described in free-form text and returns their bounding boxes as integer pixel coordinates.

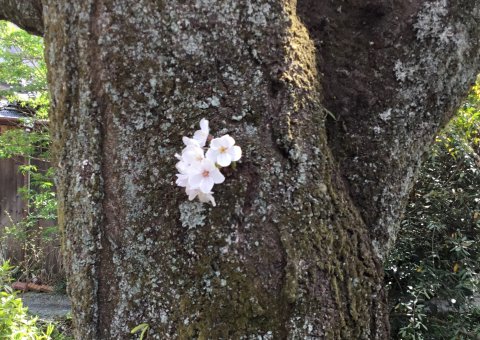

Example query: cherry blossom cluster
[175,119,241,206]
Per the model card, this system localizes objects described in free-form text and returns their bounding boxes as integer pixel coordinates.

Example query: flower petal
[217,152,232,167]
[202,158,217,171]
[188,173,204,189]
[182,136,200,147]
[211,169,225,184]
[198,192,216,206]
[186,187,199,200]
[224,135,235,148]
[200,177,214,193]
[176,174,188,187]
[206,148,218,162]
[175,161,186,173]
[200,118,209,132]
[210,137,222,149]
[230,146,242,162]
[193,130,207,147]
[208,195,216,206]
[183,146,204,164]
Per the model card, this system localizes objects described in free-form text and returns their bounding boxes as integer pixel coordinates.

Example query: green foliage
[0,127,50,160]
[0,21,48,118]
[386,78,480,339]
[0,22,58,283]
[0,261,54,340]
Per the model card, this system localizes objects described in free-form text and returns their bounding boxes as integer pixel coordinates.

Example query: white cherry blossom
[175,155,189,175]
[175,173,189,187]
[206,134,242,167]
[182,136,200,147]
[175,118,242,206]
[181,144,204,166]
[188,158,225,193]
[193,118,210,147]
[175,143,204,176]
[186,187,216,206]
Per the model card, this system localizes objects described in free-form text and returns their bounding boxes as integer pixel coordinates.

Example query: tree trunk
[2,0,480,339]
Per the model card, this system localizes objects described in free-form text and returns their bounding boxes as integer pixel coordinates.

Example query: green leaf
[131,323,149,340]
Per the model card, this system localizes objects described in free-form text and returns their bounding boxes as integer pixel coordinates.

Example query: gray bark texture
[1,0,480,339]
[0,0,43,36]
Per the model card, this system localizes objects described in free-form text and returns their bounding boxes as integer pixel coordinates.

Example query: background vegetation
[0,21,48,116]
[0,20,57,284]
[0,261,55,339]
[386,79,480,339]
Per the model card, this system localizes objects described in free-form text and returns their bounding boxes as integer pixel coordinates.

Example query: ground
[21,292,71,319]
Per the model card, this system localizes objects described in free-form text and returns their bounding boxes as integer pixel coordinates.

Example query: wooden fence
[0,107,62,282]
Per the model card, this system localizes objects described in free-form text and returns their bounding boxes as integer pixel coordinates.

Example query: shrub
[0,261,54,339]
[386,79,480,339]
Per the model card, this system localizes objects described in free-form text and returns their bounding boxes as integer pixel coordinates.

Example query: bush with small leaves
[386,78,480,339]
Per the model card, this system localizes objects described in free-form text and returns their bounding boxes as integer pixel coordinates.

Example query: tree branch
[298,0,480,256]
[0,0,43,36]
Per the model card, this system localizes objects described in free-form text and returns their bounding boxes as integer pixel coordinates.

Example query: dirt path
[20,292,71,319]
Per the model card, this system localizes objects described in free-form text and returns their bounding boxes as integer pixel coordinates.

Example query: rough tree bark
[1,0,479,339]
[0,0,43,36]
